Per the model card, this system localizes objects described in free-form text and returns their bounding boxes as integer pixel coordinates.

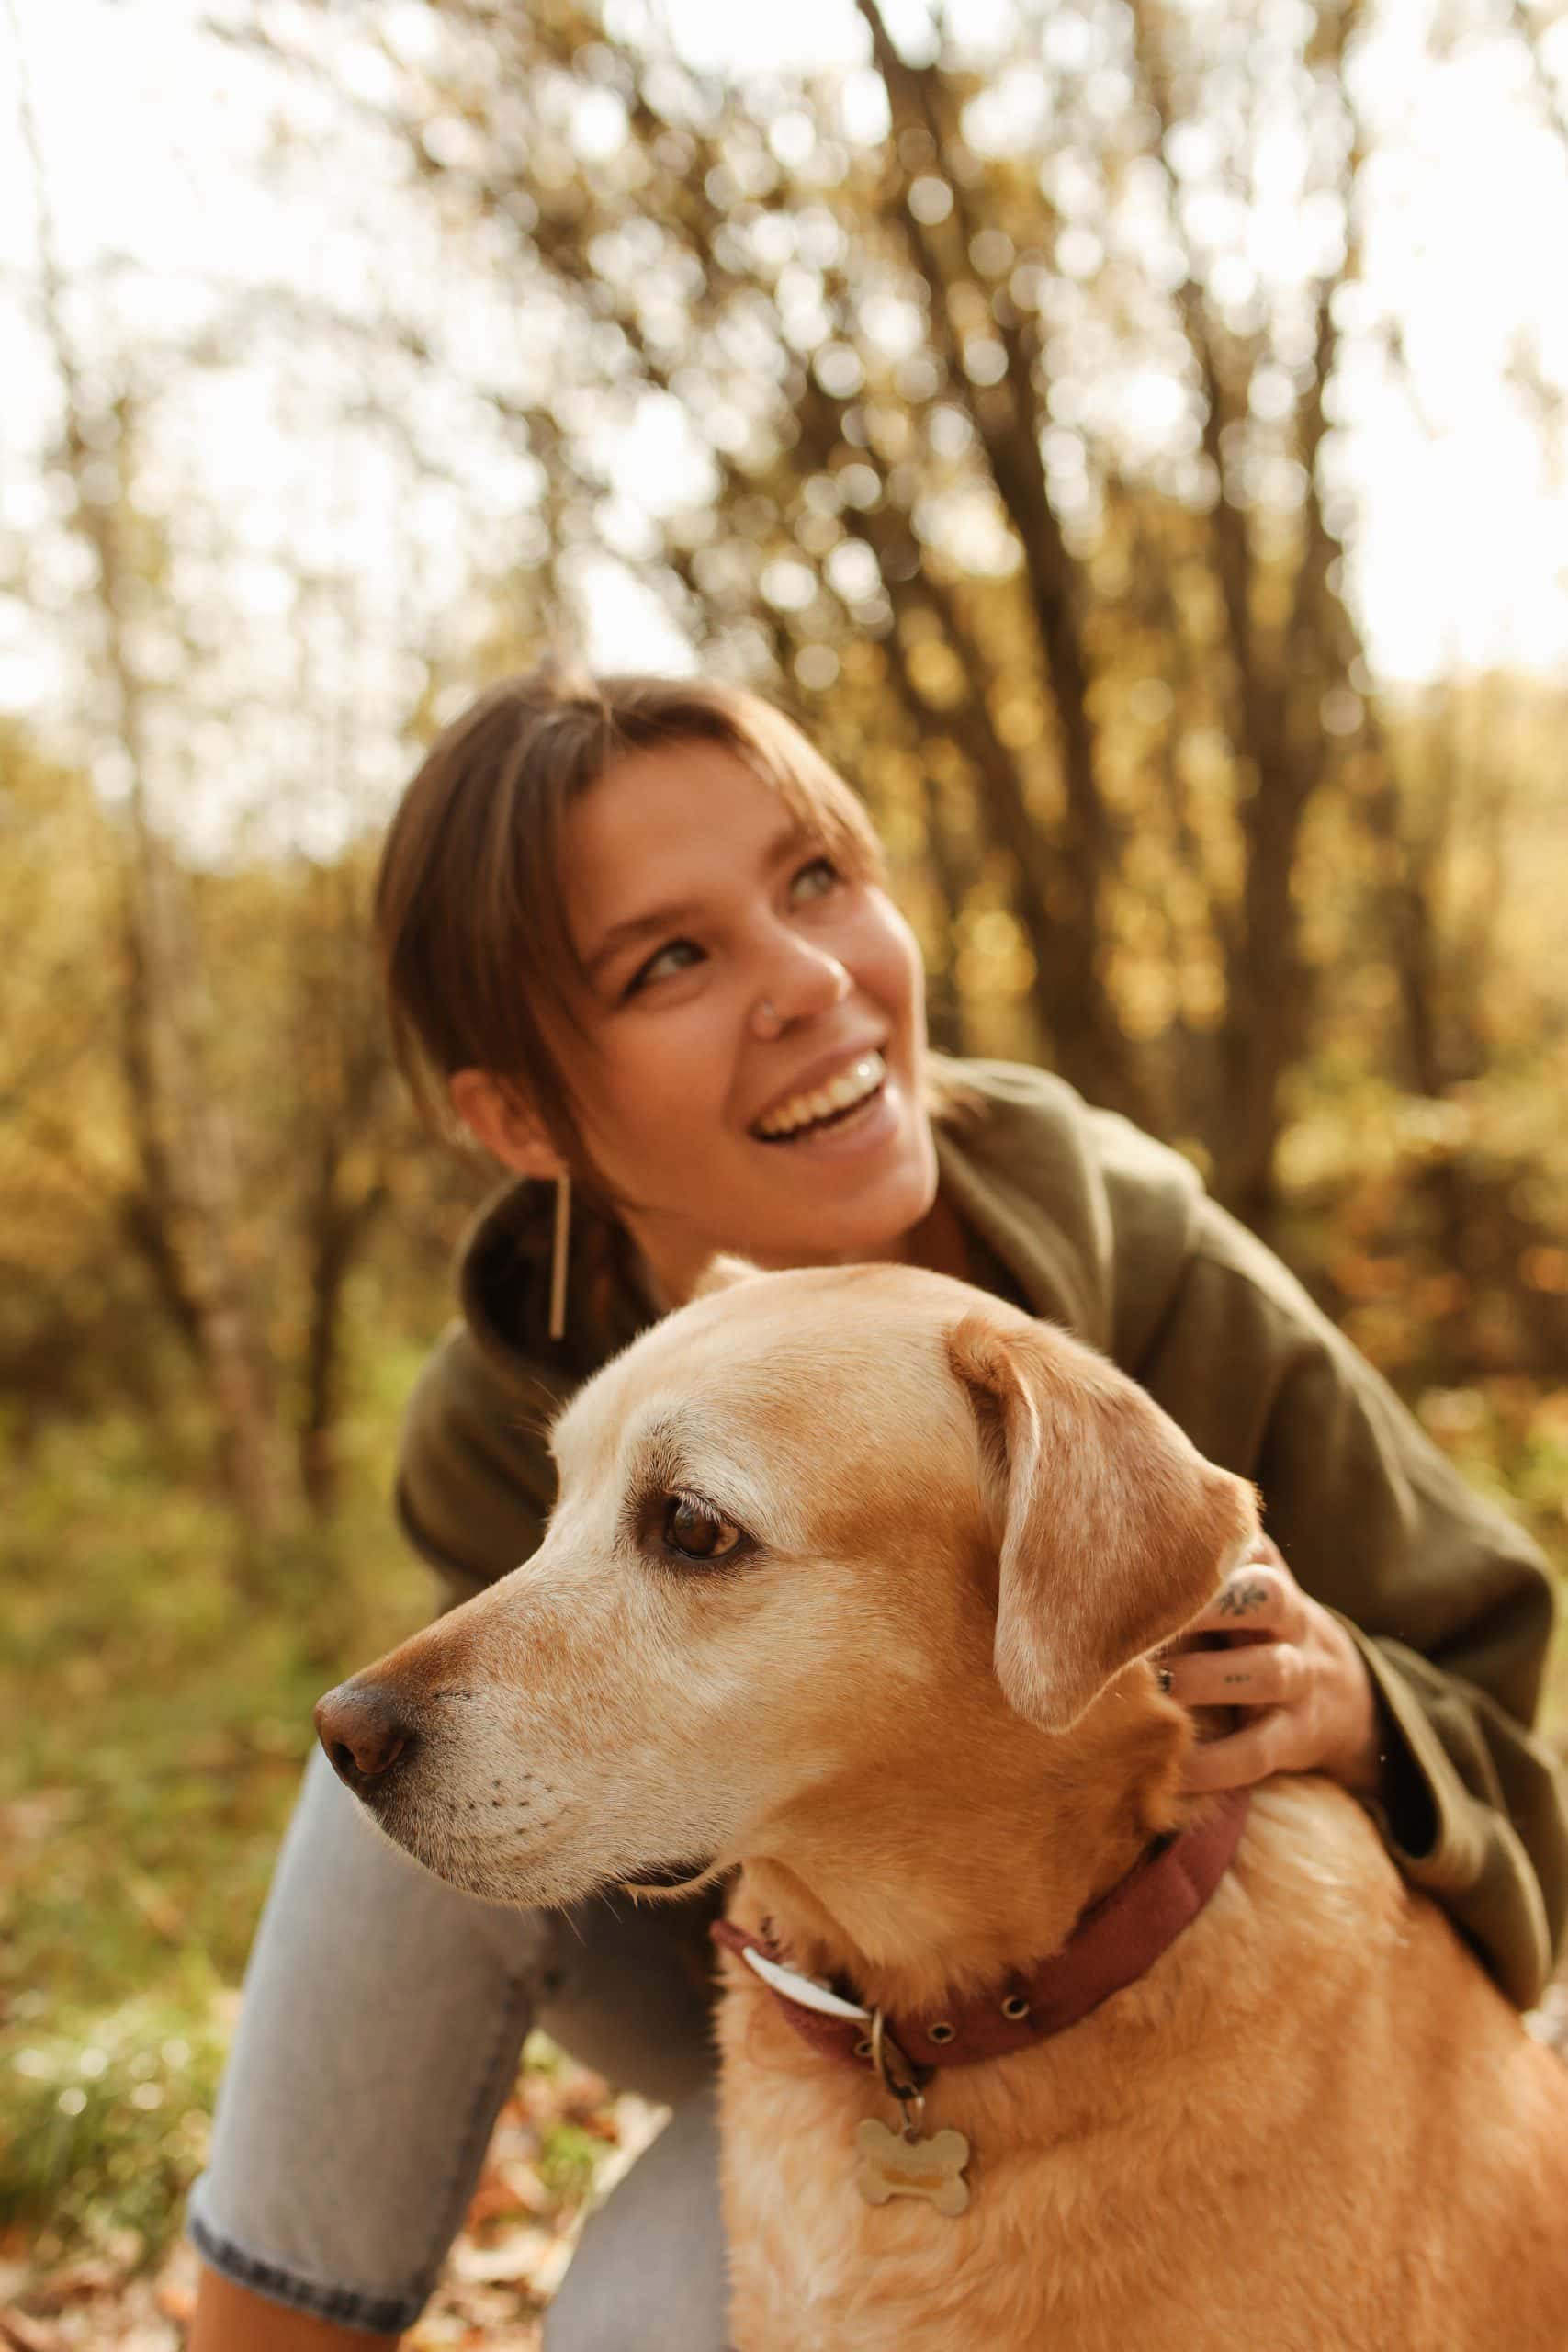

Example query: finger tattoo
[1217,1578,1269,1617]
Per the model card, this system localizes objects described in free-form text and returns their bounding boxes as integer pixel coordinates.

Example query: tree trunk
[855,0,1137,1118]
[298,1132,389,1519]
[17,51,285,1535]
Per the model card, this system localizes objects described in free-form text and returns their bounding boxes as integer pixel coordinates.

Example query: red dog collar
[713,1788,1251,2079]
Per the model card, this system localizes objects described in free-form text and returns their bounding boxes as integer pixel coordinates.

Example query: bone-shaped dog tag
[853,2117,970,2216]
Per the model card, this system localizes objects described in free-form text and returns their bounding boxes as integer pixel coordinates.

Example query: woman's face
[554,736,938,1303]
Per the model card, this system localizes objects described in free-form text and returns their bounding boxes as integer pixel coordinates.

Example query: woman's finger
[1178,1708,1296,1793]
[1179,1561,1300,1640]
[1163,1641,1309,1713]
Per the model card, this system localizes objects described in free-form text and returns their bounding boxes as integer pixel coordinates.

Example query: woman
[187,666,1567,2351]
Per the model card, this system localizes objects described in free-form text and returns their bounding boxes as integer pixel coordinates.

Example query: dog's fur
[321,1264,1568,2350]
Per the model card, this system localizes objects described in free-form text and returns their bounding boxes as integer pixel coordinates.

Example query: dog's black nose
[315,1681,420,1793]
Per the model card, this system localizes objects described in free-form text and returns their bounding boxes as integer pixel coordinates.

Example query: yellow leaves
[1180,958,1227,1030]
[858,742,926,803]
[1533,1390,1568,1439]
[988,686,1046,748]
[954,904,1035,1002]
[1413,1274,1467,1320]
[838,639,887,687]
[877,802,926,859]
[1117,962,1178,1042]
[1521,1248,1568,1296]
[1331,1250,1408,1303]
[906,636,968,709]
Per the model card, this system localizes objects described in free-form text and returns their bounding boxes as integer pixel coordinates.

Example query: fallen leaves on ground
[1,2054,663,2352]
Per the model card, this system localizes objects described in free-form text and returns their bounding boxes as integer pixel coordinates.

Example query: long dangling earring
[548,1171,572,1343]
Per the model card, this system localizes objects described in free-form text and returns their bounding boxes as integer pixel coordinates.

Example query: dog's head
[317,1264,1257,1907]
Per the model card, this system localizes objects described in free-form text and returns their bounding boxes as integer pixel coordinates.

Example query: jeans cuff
[186,2191,427,2335]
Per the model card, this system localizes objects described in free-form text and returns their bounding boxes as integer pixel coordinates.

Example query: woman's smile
[750,1045,886,1140]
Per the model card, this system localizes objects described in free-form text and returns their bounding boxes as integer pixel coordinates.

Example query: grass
[2,1358,1565,2312]
[0,1382,436,2271]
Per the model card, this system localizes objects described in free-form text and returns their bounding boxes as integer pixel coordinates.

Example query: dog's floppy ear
[691,1252,763,1300]
[948,1313,1259,1733]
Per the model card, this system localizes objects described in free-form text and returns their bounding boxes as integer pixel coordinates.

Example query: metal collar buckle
[869,2006,927,2139]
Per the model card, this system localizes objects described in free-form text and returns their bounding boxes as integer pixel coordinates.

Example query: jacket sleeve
[393,1324,564,1608]
[1137,1200,1568,2009]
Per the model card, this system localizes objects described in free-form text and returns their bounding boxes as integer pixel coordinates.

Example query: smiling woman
[185,660,1568,2352]
[376,667,947,1306]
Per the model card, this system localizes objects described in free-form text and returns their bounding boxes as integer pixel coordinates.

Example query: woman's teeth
[754,1050,886,1141]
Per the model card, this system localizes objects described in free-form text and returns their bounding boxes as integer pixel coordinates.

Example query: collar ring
[870,2006,926,2137]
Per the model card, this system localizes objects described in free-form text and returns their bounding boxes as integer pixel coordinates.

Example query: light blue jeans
[186,1749,728,2346]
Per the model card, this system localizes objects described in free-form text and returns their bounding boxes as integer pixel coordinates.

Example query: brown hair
[373,659,886,1176]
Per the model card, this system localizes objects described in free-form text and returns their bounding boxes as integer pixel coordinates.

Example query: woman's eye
[620,862,838,998]
[625,937,703,996]
[791,854,840,902]
[662,1493,745,1564]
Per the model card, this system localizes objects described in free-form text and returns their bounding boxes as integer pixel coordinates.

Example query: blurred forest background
[3,0,1567,2342]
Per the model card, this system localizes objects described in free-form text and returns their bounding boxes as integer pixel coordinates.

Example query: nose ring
[757,999,783,1038]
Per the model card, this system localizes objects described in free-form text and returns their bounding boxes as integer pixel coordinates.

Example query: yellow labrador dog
[317,1263,1568,2352]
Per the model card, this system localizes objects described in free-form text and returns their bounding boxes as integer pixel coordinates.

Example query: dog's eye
[662,1493,744,1564]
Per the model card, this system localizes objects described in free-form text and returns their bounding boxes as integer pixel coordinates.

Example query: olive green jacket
[395,1058,1568,2008]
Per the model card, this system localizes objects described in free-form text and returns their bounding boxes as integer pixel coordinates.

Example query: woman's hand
[1163,1538,1382,1798]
